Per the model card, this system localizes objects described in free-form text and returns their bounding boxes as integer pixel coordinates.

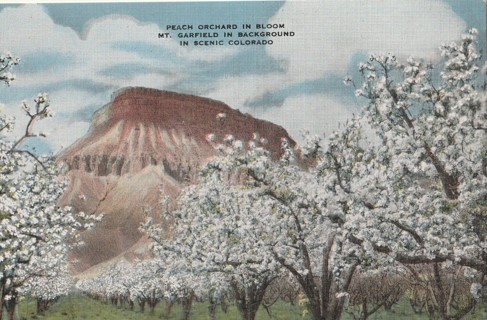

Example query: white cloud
[0,4,238,151]
[83,15,160,43]
[0,5,237,89]
[0,2,470,153]
[47,89,107,114]
[207,0,467,142]
[252,94,354,144]
[267,0,466,81]
[0,5,78,54]
[83,13,237,62]
[43,120,92,154]
[207,73,292,110]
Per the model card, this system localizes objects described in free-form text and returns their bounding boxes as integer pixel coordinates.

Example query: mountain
[57,87,295,272]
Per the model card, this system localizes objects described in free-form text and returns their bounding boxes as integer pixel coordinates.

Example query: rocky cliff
[57,87,295,271]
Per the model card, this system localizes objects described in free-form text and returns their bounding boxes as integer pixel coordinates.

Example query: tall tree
[144,162,281,320]
[338,29,487,318]
[0,50,97,319]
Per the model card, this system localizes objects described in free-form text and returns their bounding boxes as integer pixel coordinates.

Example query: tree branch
[382,219,424,246]
[348,234,486,272]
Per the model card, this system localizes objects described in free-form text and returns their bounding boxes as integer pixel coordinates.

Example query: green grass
[343,300,487,320]
[18,295,303,320]
[16,295,487,320]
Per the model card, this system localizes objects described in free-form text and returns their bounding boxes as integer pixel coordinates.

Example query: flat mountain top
[58,87,295,272]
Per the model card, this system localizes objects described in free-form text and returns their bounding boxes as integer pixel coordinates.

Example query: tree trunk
[221,297,229,313]
[299,263,356,320]
[39,298,54,314]
[384,302,393,311]
[306,295,322,320]
[208,290,217,320]
[148,290,159,315]
[139,299,145,313]
[36,298,47,314]
[361,301,368,320]
[7,308,14,320]
[181,292,194,320]
[164,300,174,318]
[5,296,16,320]
[234,282,268,320]
[208,303,217,320]
[148,301,156,315]
[0,277,6,320]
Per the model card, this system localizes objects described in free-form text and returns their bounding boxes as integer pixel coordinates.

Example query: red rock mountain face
[57,87,294,272]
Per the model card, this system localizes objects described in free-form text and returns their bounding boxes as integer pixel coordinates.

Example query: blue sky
[0,1,484,153]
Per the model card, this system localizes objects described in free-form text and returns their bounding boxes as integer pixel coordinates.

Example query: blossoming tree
[0,51,96,319]
[144,132,369,320]
[143,166,281,320]
[339,28,486,319]
[145,28,487,320]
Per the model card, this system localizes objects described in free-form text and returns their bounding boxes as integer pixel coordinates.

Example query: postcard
[0,1,485,319]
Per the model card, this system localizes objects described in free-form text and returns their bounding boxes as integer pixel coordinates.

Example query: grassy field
[18,295,303,320]
[16,295,487,320]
